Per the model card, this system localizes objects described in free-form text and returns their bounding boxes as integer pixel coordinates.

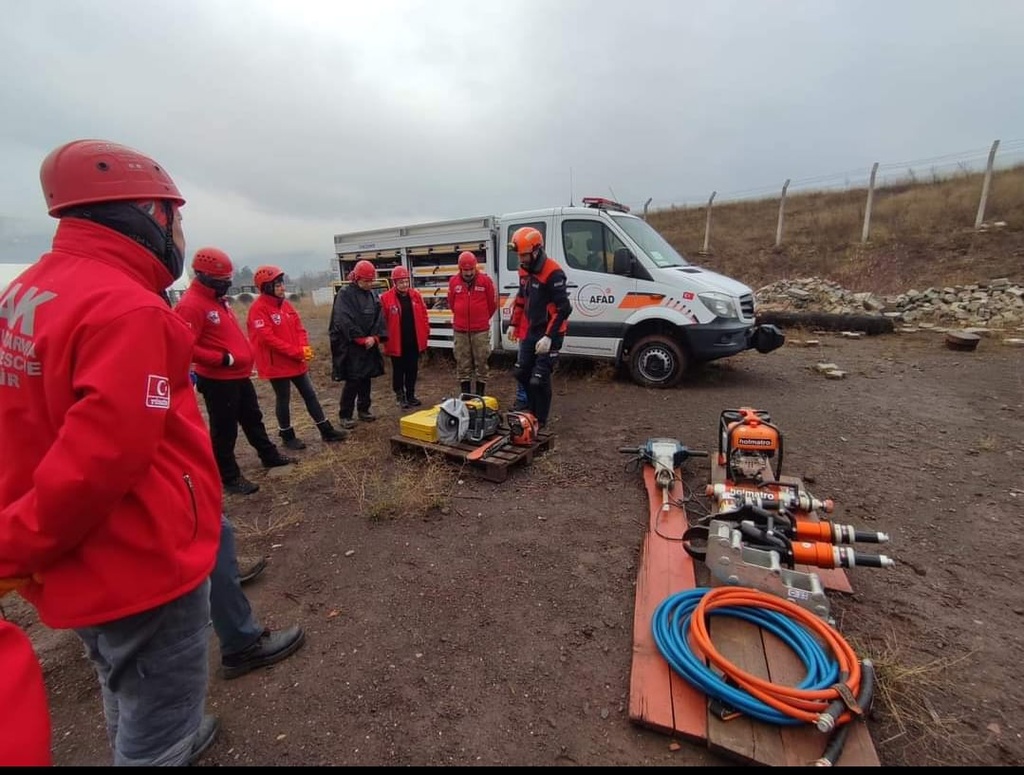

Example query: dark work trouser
[516,332,562,426]
[270,373,326,430]
[196,376,278,483]
[339,377,373,419]
[210,514,263,658]
[390,351,420,398]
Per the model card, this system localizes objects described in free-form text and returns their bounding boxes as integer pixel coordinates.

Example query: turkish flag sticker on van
[146,374,171,409]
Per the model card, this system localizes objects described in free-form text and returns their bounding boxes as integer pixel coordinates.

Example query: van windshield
[611,215,690,268]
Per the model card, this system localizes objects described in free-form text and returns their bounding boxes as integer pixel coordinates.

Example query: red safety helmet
[254,265,285,288]
[458,251,478,271]
[391,266,410,281]
[352,260,376,282]
[39,139,185,217]
[191,247,233,279]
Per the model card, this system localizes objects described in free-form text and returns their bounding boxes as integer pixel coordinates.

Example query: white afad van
[333,197,783,388]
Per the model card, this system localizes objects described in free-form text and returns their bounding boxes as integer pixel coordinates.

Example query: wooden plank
[705,616,787,765]
[628,466,707,743]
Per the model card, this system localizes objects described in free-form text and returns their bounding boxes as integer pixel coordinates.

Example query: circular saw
[436,398,470,445]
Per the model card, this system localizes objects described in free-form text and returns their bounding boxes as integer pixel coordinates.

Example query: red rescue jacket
[380,286,430,356]
[247,293,309,379]
[0,621,51,765]
[0,219,221,629]
[174,280,254,379]
[447,272,497,333]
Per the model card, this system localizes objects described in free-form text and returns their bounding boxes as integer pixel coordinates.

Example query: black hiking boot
[224,476,259,496]
[317,419,348,442]
[279,427,307,451]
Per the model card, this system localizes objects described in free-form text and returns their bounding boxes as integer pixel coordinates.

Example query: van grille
[740,293,755,320]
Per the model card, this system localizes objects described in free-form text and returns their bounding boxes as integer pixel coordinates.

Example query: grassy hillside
[647,165,1024,294]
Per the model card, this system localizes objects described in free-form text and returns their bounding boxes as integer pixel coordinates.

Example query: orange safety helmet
[391,266,411,281]
[352,260,377,282]
[510,227,543,254]
[191,247,233,279]
[254,264,285,289]
[510,227,544,270]
[457,251,478,271]
[40,139,185,217]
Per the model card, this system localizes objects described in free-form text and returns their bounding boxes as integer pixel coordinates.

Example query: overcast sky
[2,0,1023,276]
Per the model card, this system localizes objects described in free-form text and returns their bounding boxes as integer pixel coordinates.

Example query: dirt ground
[4,324,1023,766]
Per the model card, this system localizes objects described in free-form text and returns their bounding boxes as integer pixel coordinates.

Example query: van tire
[628,334,687,388]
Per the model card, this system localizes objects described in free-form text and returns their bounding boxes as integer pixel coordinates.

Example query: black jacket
[329,285,388,381]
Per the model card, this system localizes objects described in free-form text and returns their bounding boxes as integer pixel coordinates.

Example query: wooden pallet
[629,465,879,766]
[389,431,555,482]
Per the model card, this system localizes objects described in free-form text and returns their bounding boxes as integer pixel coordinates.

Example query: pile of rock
[755,277,1024,329]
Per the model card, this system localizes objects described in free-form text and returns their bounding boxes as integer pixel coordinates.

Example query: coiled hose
[652,587,870,733]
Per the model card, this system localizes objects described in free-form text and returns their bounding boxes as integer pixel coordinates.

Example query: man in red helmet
[380,265,430,409]
[329,260,388,428]
[247,265,347,447]
[175,248,297,496]
[446,250,497,397]
[0,139,221,764]
[509,227,572,428]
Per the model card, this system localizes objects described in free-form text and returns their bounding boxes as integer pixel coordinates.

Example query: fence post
[974,139,1000,229]
[643,197,653,221]
[861,162,879,244]
[775,179,790,247]
[701,191,716,255]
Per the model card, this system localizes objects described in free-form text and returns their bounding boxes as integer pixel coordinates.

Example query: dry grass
[332,439,457,521]
[648,165,1024,295]
[844,626,987,764]
[232,506,305,539]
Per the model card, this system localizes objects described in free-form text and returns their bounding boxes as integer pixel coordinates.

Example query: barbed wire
[636,139,1024,210]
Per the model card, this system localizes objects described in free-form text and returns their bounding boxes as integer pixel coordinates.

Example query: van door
[496,218,549,353]
[556,216,636,358]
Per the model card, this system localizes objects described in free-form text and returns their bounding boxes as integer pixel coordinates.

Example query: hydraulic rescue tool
[693,407,896,619]
[619,439,709,511]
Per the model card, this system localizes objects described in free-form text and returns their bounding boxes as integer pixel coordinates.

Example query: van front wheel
[628,335,687,388]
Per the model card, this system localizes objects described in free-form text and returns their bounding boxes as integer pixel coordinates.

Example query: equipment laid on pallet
[624,407,886,766]
[392,394,552,482]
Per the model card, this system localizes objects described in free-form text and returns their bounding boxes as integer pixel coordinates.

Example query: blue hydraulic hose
[652,588,841,726]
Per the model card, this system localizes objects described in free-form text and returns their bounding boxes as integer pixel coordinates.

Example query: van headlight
[697,292,738,319]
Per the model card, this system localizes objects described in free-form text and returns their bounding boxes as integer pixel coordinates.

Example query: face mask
[198,273,233,297]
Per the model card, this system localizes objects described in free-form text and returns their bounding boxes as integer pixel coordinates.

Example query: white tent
[0,264,33,292]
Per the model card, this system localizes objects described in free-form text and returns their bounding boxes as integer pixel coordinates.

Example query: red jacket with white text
[0,219,221,629]
[247,294,309,379]
[174,280,254,379]
[447,272,497,333]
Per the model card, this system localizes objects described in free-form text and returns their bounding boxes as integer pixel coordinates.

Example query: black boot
[460,380,472,396]
[224,476,259,496]
[317,419,348,443]
[406,392,422,407]
[357,409,377,422]
[279,426,306,450]
[262,449,298,468]
[395,390,410,409]
[475,381,486,398]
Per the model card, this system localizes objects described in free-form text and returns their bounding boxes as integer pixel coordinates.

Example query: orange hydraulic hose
[689,586,862,726]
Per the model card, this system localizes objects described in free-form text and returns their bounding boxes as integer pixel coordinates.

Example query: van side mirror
[612,248,635,276]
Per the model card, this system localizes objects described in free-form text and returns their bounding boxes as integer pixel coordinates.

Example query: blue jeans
[75,580,212,766]
[210,514,264,657]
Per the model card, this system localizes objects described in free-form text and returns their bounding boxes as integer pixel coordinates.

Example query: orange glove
[0,575,41,598]
[303,345,315,361]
